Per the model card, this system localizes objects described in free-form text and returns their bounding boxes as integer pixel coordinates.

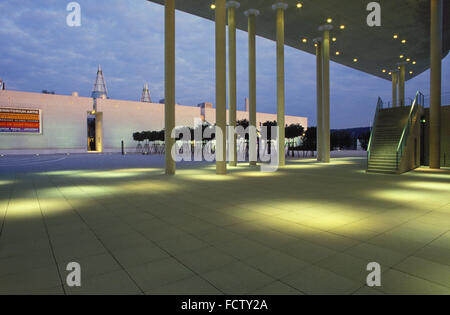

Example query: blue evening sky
[0,0,449,128]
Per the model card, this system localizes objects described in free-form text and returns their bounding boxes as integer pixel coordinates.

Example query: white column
[215,0,227,175]
[165,0,176,175]
[318,24,333,163]
[244,9,260,166]
[227,1,240,167]
[430,0,443,169]
[272,2,288,167]
[313,38,323,162]
[391,70,398,107]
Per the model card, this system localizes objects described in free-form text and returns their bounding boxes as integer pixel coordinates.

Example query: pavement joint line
[0,187,12,237]
[0,155,448,294]
[51,178,146,295]
[32,180,67,295]
[72,180,228,295]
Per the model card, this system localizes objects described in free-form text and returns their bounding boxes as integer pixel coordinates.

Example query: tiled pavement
[0,154,449,295]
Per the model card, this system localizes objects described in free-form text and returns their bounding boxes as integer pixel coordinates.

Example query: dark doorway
[87,115,96,151]
[414,138,417,166]
[420,116,425,165]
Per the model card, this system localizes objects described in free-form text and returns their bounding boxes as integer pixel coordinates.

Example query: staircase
[367,92,424,174]
[367,107,411,174]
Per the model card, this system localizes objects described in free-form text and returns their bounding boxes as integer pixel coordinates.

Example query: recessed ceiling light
[406,58,411,62]
[353,58,358,62]
[412,61,416,65]
[332,37,337,42]
[382,69,387,73]
[340,25,345,30]
[400,55,404,59]
[389,72,392,75]
[409,71,413,74]
[302,38,307,43]
[335,51,340,55]
[401,39,407,44]
[296,2,303,8]
[327,18,333,23]
[210,3,216,9]
[393,34,398,39]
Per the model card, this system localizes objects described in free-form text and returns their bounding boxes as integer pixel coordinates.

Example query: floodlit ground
[0,153,449,295]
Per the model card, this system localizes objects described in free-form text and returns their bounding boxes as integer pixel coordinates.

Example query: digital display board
[0,107,42,134]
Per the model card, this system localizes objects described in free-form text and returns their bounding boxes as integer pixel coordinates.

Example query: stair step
[369,158,397,162]
[367,105,414,175]
[367,170,398,174]
[368,162,397,167]
[368,167,397,172]
[368,163,397,168]
[370,154,397,159]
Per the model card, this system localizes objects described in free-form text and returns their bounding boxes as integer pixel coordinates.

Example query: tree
[236,119,250,141]
[236,119,249,129]
[262,120,277,140]
[331,130,353,150]
[285,123,305,156]
[133,132,145,143]
[358,130,371,151]
[302,126,317,157]
[262,120,277,154]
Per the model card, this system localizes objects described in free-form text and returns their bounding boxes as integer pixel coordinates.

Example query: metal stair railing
[396,91,423,169]
[367,97,384,162]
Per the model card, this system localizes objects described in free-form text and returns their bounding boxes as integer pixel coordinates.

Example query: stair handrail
[396,91,423,168]
[367,97,384,161]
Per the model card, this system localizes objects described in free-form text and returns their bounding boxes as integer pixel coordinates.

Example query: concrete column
[215,0,227,175]
[430,0,443,169]
[165,0,176,175]
[313,38,323,162]
[318,24,332,163]
[272,2,288,167]
[95,112,103,153]
[245,9,260,166]
[391,71,398,107]
[398,63,406,106]
[227,1,240,167]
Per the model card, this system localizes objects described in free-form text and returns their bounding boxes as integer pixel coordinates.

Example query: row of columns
[430,0,442,169]
[164,0,442,173]
[315,25,332,163]
[388,0,442,169]
[164,0,290,175]
[245,8,258,167]
[391,64,406,107]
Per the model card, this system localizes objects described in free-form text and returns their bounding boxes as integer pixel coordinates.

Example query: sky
[0,0,449,129]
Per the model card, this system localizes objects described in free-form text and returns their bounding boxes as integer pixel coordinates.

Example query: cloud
[0,0,449,129]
